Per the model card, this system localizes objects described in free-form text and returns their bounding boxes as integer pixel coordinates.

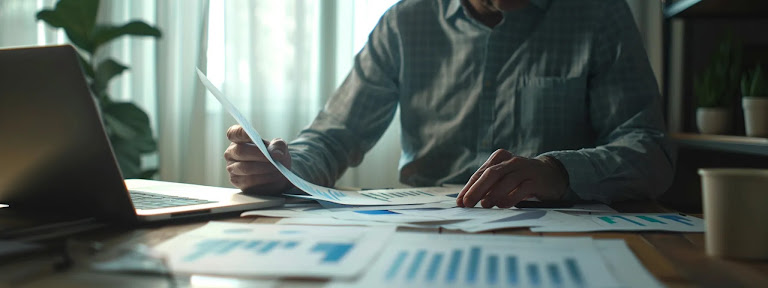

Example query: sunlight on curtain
[0,0,64,48]
[205,0,400,188]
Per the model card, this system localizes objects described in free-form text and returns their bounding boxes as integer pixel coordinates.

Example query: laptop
[0,45,283,224]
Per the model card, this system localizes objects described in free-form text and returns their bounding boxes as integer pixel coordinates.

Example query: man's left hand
[456,149,569,208]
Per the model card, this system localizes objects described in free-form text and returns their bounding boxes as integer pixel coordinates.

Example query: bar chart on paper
[348,235,619,288]
[154,222,395,278]
[182,238,353,263]
[532,214,705,232]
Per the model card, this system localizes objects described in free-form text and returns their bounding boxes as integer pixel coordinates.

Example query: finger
[457,149,513,206]
[227,161,280,176]
[480,170,531,208]
[498,180,535,208]
[268,138,291,168]
[225,142,270,162]
[226,125,253,144]
[462,156,526,208]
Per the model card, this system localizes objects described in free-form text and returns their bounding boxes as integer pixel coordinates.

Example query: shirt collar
[445,0,550,19]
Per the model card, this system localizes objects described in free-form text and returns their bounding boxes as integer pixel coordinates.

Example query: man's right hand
[224,125,293,195]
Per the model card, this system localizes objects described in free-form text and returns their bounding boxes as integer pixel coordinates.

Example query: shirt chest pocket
[517,76,589,129]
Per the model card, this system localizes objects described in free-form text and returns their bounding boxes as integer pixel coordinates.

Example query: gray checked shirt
[287,0,675,203]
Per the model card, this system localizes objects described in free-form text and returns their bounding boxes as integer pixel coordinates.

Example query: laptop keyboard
[129,191,216,210]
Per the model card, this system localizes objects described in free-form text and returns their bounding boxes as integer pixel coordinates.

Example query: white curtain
[0,0,401,189]
[202,0,402,188]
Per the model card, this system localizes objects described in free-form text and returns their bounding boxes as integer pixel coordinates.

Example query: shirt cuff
[538,150,596,202]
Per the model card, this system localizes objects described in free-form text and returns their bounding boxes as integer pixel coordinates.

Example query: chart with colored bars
[154,222,395,278]
[597,214,693,227]
[589,214,704,232]
[533,213,704,233]
[182,238,353,263]
[360,189,437,202]
[345,235,619,288]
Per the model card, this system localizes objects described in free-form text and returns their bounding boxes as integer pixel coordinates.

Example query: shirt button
[484,80,492,87]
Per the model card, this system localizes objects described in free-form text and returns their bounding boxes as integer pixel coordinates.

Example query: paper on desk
[594,239,663,288]
[531,213,705,232]
[197,68,458,206]
[154,222,395,278]
[522,203,617,213]
[324,200,457,212]
[276,217,456,228]
[328,210,446,223]
[284,186,460,206]
[241,209,332,218]
[240,203,334,218]
[392,207,528,221]
[327,232,621,288]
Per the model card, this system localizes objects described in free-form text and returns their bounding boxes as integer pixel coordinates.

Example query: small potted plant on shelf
[741,65,768,137]
[694,37,742,135]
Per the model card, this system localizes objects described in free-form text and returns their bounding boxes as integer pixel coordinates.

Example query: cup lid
[698,168,768,177]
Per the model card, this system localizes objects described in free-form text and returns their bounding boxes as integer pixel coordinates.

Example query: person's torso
[395,0,602,186]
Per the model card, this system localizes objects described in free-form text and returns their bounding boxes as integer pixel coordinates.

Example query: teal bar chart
[595,214,698,228]
[375,245,595,287]
[183,239,353,264]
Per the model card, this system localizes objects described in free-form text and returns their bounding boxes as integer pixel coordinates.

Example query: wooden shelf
[671,133,768,156]
[663,0,768,19]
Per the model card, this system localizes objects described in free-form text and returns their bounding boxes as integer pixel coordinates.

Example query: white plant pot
[742,97,768,137]
[696,107,731,135]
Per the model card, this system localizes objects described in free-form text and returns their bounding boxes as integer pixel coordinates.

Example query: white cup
[699,168,768,260]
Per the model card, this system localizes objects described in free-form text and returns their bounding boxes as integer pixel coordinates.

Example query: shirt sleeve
[286,7,402,187]
[539,0,676,203]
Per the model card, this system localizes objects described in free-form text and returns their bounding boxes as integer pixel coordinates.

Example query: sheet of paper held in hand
[196,69,458,205]
[153,222,395,278]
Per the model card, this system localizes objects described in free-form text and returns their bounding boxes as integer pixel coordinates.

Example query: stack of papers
[152,223,662,288]
[242,202,705,233]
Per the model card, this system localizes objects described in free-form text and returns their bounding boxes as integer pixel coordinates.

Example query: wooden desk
[2,201,768,288]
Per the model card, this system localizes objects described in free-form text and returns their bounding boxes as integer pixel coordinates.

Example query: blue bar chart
[373,244,604,288]
[596,214,698,228]
[155,222,395,278]
[183,238,353,264]
[533,213,704,232]
[360,189,437,202]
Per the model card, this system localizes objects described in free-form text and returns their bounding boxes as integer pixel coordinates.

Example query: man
[224,0,675,208]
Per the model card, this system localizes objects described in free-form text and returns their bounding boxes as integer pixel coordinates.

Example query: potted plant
[741,65,768,137]
[694,37,742,135]
[36,0,161,178]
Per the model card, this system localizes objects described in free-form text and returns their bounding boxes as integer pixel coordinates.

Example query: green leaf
[93,59,128,94]
[102,102,156,153]
[111,138,142,179]
[36,10,67,28]
[36,0,100,53]
[91,21,162,52]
